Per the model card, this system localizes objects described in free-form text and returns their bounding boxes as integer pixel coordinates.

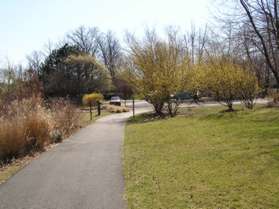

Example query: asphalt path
[0,105,151,209]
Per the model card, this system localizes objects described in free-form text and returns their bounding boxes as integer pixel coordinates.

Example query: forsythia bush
[237,69,259,109]
[188,61,259,110]
[128,32,189,116]
[82,93,104,120]
[82,93,104,106]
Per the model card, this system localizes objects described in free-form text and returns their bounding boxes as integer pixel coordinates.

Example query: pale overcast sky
[0,0,212,65]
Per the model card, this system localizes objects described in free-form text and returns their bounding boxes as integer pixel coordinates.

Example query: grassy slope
[124,106,279,209]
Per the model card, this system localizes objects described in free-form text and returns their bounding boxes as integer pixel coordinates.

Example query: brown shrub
[266,90,279,107]
[0,70,42,115]
[0,96,81,163]
[0,97,53,163]
[0,117,27,162]
[105,104,129,113]
[270,91,279,103]
[24,112,52,150]
[49,98,80,138]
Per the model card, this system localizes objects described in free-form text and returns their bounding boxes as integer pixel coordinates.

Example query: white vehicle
[110,96,121,106]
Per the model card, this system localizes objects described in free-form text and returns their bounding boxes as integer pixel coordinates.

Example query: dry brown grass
[49,98,80,138]
[0,117,27,162]
[0,97,80,163]
[0,97,53,163]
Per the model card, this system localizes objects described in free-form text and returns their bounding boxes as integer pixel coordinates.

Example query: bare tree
[26,51,44,73]
[67,26,99,55]
[97,31,122,79]
[211,0,278,89]
[239,0,279,86]
[240,26,271,91]
[182,25,208,64]
[42,40,56,58]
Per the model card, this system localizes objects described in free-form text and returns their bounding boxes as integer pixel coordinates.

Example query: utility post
[132,97,135,118]
[97,101,101,116]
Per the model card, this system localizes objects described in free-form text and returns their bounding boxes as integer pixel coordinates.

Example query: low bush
[267,90,279,107]
[49,98,80,138]
[82,93,104,120]
[269,90,279,103]
[0,117,26,162]
[105,104,129,113]
[0,97,53,163]
[0,96,81,164]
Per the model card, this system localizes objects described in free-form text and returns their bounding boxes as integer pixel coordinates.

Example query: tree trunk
[227,102,234,112]
[90,104,93,120]
[167,100,179,117]
[97,101,101,116]
[153,102,164,116]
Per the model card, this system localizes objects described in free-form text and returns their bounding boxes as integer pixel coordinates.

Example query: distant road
[125,100,153,109]
[180,98,269,108]
[125,98,269,109]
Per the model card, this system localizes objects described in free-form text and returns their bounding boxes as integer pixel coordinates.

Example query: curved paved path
[0,106,151,209]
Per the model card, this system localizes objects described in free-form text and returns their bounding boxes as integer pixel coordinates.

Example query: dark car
[174,92,193,101]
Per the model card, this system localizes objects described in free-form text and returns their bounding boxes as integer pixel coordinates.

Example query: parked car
[174,92,193,101]
[110,96,121,106]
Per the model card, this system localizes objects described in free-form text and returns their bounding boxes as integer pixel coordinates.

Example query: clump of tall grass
[0,97,53,163]
[49,98,80,138]
[0,96,80,164]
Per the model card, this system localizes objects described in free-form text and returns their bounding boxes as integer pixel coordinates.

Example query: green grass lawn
[124,106,279,209]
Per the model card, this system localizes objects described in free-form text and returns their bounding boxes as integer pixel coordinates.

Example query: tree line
[1,0,278,116]
[213,0,279,91]
[25,27,130,100]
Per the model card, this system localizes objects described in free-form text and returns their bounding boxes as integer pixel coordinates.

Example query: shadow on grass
[128,107,243,124]
[129,104,279,124]
[203,110,240,120]
[177,106,242,121]
[127,112,169,124]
